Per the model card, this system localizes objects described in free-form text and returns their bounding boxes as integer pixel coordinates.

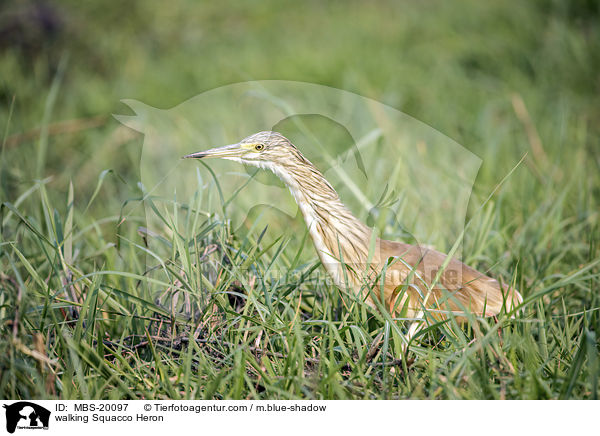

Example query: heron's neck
[268,161,372,270]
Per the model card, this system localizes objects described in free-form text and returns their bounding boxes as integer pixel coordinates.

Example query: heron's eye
[255,144,264,151]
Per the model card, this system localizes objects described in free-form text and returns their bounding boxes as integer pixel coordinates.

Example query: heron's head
[184,131,306,172]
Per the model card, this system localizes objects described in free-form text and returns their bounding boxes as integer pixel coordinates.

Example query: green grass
[1,0,599,399]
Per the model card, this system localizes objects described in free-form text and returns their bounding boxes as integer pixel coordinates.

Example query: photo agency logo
[114,80,484,316]
[3,402,51,433]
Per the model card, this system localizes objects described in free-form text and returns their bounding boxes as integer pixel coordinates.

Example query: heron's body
[185,131,522,325]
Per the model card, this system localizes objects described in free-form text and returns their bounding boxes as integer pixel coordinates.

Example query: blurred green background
[3,0,599,258]
[1,0,599,399]
[2,0,598,190]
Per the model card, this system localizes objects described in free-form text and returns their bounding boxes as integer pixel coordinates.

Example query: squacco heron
[185,131,522,346]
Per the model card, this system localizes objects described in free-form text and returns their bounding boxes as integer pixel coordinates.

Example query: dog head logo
[3,402,51,433]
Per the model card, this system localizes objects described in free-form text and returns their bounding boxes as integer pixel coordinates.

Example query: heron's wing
[377,240,522,319]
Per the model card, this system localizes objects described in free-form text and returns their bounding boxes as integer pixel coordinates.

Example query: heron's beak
[183,143,244,160]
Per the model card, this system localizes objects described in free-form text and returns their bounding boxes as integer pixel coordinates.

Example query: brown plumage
[185,131,522,332]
